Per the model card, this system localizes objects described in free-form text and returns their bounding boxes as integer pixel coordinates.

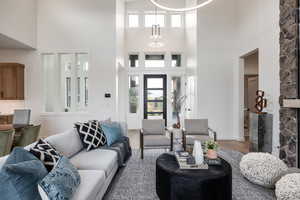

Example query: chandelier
[149,0,213,12]
[149,6,164,48]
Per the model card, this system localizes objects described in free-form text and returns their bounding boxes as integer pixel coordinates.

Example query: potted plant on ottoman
[205,140,218,159]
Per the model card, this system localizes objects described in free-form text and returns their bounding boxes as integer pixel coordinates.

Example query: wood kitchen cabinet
[0,63,25,100]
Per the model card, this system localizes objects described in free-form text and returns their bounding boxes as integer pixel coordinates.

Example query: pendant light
[149,0,213,12]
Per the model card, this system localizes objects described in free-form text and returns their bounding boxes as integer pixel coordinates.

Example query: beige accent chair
[140,119,173,159]
[182,119,217,150]
[0,129,15,156]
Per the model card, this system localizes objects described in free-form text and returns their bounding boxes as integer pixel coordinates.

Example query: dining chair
[182,119,217,151]
[15,125,41,147]
[140,119,173,159]
[0,129,15,157]
[13,109,31,128]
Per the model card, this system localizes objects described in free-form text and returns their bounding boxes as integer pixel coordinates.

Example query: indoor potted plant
[205,140,218,159]
[171,90,186,129]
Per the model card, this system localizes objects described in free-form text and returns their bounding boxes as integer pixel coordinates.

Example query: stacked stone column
[279,0,299,167]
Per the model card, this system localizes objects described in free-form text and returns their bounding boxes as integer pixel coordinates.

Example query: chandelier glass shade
[149,0,213,12]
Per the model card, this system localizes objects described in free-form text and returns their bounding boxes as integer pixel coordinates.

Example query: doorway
[144,74,167,124]
[243,51,259,141]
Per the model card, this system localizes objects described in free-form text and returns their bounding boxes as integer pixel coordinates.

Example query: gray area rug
[103,149,276,200]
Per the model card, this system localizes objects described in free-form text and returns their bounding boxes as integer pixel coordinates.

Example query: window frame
[144,14,165,28]
[144,53,166,68]
[41,51,89,113]
[128,14,140,28]
[128,53,140,68]
[171,14,182,28]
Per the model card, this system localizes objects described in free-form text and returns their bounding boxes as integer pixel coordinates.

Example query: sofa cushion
[39,156,81,200]
[70,149,117,177]
[72,170,106,200]
[75,121,107,151]
[0,147,48,200]
[186,135,212,145]
[30,139,62,172]
[46,129,83,158]
[101,122,123,146]
[144,135,171,147]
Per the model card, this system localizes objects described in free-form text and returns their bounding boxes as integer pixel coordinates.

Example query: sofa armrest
[118,121,128,137]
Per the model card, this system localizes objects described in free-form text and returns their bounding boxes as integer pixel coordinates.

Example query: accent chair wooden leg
[170,132,173,151]
[182,132,186,151]
[140,131,144,159]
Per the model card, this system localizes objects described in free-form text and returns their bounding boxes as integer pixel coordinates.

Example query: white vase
[193,140,204,165]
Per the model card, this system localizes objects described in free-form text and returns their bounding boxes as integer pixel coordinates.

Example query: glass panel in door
[144,74,167,124]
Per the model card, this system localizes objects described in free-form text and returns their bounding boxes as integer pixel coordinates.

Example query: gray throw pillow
[38,156,81,200]
[0,147,48,200]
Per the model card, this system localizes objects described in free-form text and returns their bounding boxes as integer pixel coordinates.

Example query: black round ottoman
[156,153,232,200]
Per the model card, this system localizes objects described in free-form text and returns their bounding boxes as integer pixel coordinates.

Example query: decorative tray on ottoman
[175,152,208,170]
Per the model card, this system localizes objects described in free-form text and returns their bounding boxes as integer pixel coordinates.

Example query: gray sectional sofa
[0,122,129,200]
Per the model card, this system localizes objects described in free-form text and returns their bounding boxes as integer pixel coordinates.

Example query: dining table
[0,124,14,131]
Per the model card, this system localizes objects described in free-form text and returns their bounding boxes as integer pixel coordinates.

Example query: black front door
[144,74,167,124]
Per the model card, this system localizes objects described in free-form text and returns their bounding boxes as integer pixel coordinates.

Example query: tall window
[129,76,139,113]
[171,77,182,122]
[145,54,165,68]
[75,53,89,110]
[171,15,182,27]
[128,14,139,28]
[42,52,89,112]
[172,54,182,67]
[129,54,139,68]
[145,14,165,27]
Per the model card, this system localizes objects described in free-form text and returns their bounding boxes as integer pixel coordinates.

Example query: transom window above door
[145,54,165,68]
[145,14,165,27]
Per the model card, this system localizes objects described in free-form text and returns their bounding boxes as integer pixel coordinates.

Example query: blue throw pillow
[39,156,81,200]
[101,122,123,146]
[0,147,48,200]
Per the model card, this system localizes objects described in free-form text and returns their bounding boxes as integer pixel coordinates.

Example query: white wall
[0,49,41,125]
[0,0,124,137]
[233,0,280,154]
[0,0,37,48]
[35,0,124,136]
[125,0,187,129]
[196,0,237,140]
[0,100,25,114]
[116,0,127,122]
[185,0,198,118]
[125,0,186,53]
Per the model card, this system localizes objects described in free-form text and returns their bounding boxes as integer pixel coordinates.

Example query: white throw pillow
[240,153,288,188]
[46,129,83,158]
[276,173,300,200]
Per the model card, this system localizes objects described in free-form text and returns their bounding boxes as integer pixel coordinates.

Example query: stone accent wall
[279,0,299,167]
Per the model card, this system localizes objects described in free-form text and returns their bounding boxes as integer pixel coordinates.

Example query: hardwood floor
[128,130,250,153]
[218,140,250,154]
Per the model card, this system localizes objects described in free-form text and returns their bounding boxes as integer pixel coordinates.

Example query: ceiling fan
[149,0,213,12]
